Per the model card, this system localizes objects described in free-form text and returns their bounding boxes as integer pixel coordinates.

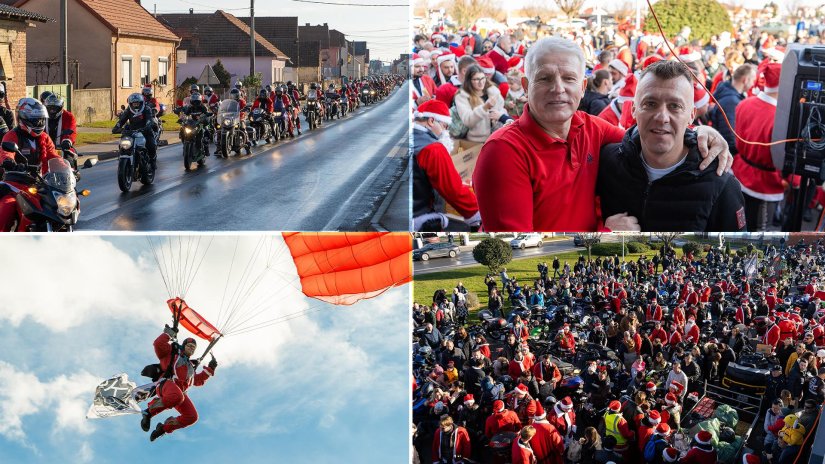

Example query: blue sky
[150,0,409,62]
[0,235,410,464]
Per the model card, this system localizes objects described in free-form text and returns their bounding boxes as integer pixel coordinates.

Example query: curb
[370,164,408,232]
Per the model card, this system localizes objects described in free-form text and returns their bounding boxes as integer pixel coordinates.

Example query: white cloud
[78,441,93,463]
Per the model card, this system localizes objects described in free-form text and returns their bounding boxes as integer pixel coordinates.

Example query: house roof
[0,3,51,22]
[159,10,288,61]
[298,24,330,48]
[10,0,179,41]
[239,16,297,39]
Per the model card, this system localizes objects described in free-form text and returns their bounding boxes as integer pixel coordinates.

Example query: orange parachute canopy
[167,297,221,341]
[282,232,412,305]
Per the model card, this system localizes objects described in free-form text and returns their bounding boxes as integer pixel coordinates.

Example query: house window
[140,58,151,86]
[121,57,132,88]
[158,59,168,86]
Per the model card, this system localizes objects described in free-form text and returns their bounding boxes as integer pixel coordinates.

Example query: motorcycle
[478,309,507,341]
[115,127,155,192]
[0,141,91,231]
[360,87,372,105]
[249,108,273,144]
[339,96,348,118]
[325,96,339,120]
[272,100,289,140]
[216,99,251,157]
[304,97,321,130]
[180,115,209,171]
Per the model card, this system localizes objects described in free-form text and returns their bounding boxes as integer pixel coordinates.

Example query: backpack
[449,104,469,139]
[644,435,665,462]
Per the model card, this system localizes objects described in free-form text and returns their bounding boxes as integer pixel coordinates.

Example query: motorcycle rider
[43,94,77,155]
[203,86,220,112]
[142,85,161,114]
[324,83,341,118]
[38,90,54,104]
[286,81,302,135]
[180,93,212,154]
[251,89,275,142]
[0,99,61,230]
[272,86,292,138]
[113,93,158,168]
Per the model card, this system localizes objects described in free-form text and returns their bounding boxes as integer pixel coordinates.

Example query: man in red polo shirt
[472,37,732,231]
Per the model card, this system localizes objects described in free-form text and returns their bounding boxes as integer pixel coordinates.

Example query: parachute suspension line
[219,279,297,335]
[178,236,194,297]
[223,303,330,337]
[215,238,241,329]
[220,271,272,335]
[147,237,173,299]
[219,236,271,333]
[176,236,185,296]
[182,236,214,299]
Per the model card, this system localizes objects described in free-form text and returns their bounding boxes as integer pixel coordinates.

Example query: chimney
[189,8,194,14]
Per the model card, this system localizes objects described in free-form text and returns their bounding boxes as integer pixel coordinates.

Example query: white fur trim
[757,91,777,106]
[415,111,452,124]
[479,65,494,74]
[694,91,710,109]
[763,86,779,93]
[609,59,628,76]
[679,51,701,62]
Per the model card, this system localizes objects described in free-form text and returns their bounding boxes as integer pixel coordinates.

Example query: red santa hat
[560,396,574,411]
[464,394,474,405]
[493,399,505,412]
[743,454,760,464]
[562,323,570,331]
[648,410,661,425]
[763,63,782,93]
[609,58,629,77]
[515,43,526,56]
[533,401,546,420]
[411,53,427,66]
[655,422,671,435]
[418,49,432,63]
[431,33,445,43]
[617,74,637,103]
[487,30,501,41]
[695,430,713,445]
[476,56,495,74]
[414,100,452,125]
[646,381,657,392]
[669,381,684,394]
[678,46,701,63]
[436,53,456,84]
[663,447,680,462]
[693,82,709,110]
[608,400,622,412]
[507,56,524,73]
[515,383,529,396]
[761,37,786,62]
[641,54,663,70]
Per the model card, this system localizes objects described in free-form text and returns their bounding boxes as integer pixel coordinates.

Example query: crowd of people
[411,9,825,233]
[412,237,825,463]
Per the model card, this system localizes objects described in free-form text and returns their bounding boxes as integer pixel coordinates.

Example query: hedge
[591,243,628,256]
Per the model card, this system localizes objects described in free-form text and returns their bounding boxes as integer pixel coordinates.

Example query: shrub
[591,243,627,256]
[466,292,480,310]
[682,241,702,255]
[649,242,664,250]
[472,238,512,273]
[627,241,651,253]
[644,0,733,43]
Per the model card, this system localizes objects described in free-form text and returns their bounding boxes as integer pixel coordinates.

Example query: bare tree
[446,0,504,28]
[554,0,586,20]
[654,232,683,252]
[575,233,602,260]
[608,1,635,23]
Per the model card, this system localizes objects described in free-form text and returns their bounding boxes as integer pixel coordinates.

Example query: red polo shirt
[473,104,624,231]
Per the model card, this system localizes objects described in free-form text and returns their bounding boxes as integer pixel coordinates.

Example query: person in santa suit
[505,383,537,425]
[679,430,717,464]
[434,53,457,87]
[532,355,562,392]
[651,320,668,345]
[486,33,513,77]
[141,325,217,441]
[432,414,472,463]
[435,55,476,107]
[660,392,682,429]
[509,351,534,379]
[764,317,781,347]
[766,282,779,310]
[683,317,700,344]
[637,409,662,453]
[43,94,76,150]
[529,402,564,464]
[778,316,797,342]
[598,73,636,127]
[672,304,686,327]
[547,396,576,442]
[668,322,683,348]
[412,54,437,109]
[411,100,480,231]
[512,425,538,464]
[730,63,784,231]
[646,299,663,322]
[557,324,577,354]
[685,286,700,306]
[485,399,522,439]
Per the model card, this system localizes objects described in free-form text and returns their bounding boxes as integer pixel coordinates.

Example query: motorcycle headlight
[184,127,193,134]
[54,191,77,217]
[119,139,132,150]
[371,90,376,95]
[223,118,232,127]
[363,90,368,94]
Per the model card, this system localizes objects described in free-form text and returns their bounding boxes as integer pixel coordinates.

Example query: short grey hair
[524,37,586,83]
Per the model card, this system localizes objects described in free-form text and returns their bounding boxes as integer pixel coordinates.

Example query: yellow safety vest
[604,412,627,445]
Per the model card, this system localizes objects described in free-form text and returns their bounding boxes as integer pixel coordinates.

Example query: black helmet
[142,86,153,98]
[328,83,335,90]
[286,80,294,87]
[203,86,213,96]
[39,90,54,104]
[189,84,200,94]
[127,92,145,114]
[259,89,267,98]
[0,87,5,99]
[16,98,48,137]
[310,83,318,90]
[190,93,202,107]
[229,88,241,101]
[44,94,65,119]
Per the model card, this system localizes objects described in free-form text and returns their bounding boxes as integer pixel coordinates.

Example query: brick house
[0,4,51,105]
[158,10,289,88]
[6,0,180,116]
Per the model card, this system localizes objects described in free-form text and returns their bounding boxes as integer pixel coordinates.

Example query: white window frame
[121,56,133,88]
[158,58,169,86]
[140,56,151,86]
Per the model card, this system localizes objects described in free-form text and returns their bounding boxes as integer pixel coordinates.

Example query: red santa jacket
[651,327,667,344]
[731,93,784,200]
[764,323,781,347]
[1,128,60,175]
[684,323,700,344]
[646,303,663,322]
[48,109,77,145]
[414,133,479,220]
[532,361,561,385]
[778,319,797,342]
[558,331,576,353]
[505,392,536,425]
[547,405,575,438]
[153,333,214,392]
[252,97,274,113]
[679,446,717,464]
[509,357,534,379]
[685,291,700,306]
[412,75,437,104]
[668,329,683,347]
[597,101,621,127]
[672,306,686,327]
[432,426,472,462]
[512,439,538,464]
[637,425,655,452]
[814,325,825,347]
[531,421,564,464]
[700,286,712,303]
[487,46,510,75]
[485,410,522,438]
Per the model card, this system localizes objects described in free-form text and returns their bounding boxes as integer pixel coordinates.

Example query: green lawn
[75,132,117,146]
[79,119,118,129]
[79,113,181,132]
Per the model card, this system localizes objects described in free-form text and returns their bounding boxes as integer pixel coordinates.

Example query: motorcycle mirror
[61,139,73,150]
[1,141,18,153]
[83,158,98,168]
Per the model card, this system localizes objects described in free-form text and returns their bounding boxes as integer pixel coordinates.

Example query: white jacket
[454,86,505,143]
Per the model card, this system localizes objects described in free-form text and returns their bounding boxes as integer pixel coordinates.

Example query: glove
[112,124,121,134]
[163,324,178,338]
[208,357,218,370]
[1,158,16,171]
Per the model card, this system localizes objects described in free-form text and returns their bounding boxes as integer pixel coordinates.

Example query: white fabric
[641,152,688,181]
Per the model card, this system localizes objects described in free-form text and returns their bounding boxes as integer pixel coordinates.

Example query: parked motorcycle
[0,141,92,231]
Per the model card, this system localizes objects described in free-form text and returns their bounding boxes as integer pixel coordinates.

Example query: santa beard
[438,130,454,153]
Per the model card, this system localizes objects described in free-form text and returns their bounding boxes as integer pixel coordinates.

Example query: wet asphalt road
[77,82,410,231]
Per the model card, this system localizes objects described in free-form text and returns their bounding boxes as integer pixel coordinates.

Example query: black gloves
[208,356,218,370]
[163,324,178,338]
[112,124,121,134]
[1,158,17,172]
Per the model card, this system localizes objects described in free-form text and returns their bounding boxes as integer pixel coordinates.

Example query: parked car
[573,235,601,247]
[413,242,460,261]
[510,233,544,249]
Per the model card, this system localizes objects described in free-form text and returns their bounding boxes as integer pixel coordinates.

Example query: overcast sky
[145,0,408,62]
[0,235,409,464]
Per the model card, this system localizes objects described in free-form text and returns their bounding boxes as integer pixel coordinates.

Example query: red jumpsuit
[432,426,472,462]
[0,129,60,230]
[764,323,781,347]
[145,332,215,434]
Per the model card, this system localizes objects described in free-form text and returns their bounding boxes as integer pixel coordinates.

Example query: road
[76,83,410,231]
[413,235,626,274]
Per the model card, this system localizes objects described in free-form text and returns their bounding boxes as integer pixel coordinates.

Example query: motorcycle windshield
[133,132,146,147]
[43,158,75,193]
[219,100,240,117]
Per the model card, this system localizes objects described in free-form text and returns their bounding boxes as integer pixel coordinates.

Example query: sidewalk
[370,164,409,231]
[76,126,178,164]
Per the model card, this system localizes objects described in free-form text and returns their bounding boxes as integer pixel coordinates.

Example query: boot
[150,423,166,442]
[140,410,151,432]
